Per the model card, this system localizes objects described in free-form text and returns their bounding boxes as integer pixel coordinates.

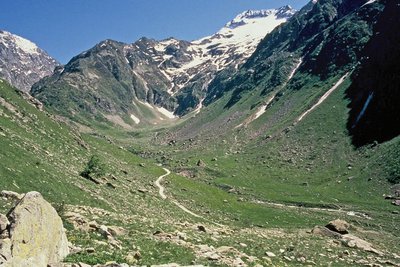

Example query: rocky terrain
[0,30,58,92]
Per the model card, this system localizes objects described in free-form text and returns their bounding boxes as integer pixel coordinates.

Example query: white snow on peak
[155,6,296,95]
[225,6,295,30]
[0,30,39,55]
[203,8,291,54]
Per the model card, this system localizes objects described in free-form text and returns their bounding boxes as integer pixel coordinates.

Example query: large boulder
[325,219,350,234]
[0,191,69,266]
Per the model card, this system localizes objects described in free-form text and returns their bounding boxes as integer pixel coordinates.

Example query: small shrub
[80,155,106,179]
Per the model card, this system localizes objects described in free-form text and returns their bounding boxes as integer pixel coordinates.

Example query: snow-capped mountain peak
[0,30,58,91]
[153,5,296,96]
[0,30,40,55]
[226,6,295,29]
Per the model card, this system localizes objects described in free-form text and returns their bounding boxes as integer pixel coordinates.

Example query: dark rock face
[0,30,58,92]
[346,0,400,146]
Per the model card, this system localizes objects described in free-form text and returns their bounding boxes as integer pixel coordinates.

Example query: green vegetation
[80,155,107,180]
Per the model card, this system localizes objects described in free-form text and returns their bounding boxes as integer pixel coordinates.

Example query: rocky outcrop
[346,0,400,146]
[0,190,23,201]
[0,191,69,266]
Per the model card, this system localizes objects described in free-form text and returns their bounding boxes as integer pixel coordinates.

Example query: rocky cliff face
[0,30,58,92]
[31,6,295,126]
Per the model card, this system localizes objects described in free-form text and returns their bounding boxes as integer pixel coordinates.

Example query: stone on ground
[325,219,350,234]
[0,191,69,266]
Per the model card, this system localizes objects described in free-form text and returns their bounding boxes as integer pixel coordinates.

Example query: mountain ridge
[31,6,296,127]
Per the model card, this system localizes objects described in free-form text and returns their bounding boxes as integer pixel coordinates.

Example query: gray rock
[392,200,400,206]
[197,160,206,167]
[0,214,9,234]
[265,251,276,257]
[341,234,383,255]
[0,191,69,266]
[197,225,206,232]
[325,219,350,234]
[311,226,342,238]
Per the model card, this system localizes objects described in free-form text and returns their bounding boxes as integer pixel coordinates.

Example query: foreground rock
[0,191,69,266]
[312,219,383,256]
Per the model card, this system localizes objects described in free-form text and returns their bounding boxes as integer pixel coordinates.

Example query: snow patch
[297,73,349,122]
[130,114,140,124]
[362,0,377,7]
[0,30,39,55]
[136,99,154,109]
[154,6,295,94]
[288,58,302,81]
[14,35,39,55]
[156,107,176,119]
[353,92,374,128]
[254,105,268,120]
[247,94,276,125]
[193,98,205,115]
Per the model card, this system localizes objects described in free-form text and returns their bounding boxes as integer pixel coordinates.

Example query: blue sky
[1,0,309,63]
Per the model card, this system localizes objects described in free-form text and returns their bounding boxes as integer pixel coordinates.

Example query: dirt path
[155,167,170,200]
[155,168,224,226]
[155,168,204,218]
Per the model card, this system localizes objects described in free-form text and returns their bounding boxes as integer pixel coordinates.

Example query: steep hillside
[31,6,295,128]
[0,30,58,91]
[346,0,400,147]
[204,0,382,108]
[172,0,388,141]
[0,79,225,265]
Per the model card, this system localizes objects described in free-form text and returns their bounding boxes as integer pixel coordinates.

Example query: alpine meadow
[0,0,399,266]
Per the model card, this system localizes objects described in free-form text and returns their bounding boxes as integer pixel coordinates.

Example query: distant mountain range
[0,30,58,92]
[30,6,295,127]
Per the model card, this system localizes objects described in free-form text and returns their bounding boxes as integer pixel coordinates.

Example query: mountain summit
[0,30,58,91]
